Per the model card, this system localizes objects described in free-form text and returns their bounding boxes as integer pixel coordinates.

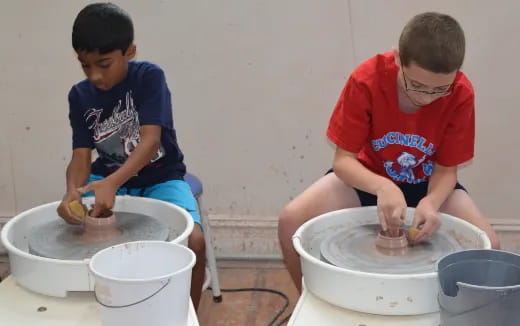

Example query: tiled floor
[0,257,299,326]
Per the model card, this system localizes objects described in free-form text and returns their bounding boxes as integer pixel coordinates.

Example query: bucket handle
[94,278,171,309]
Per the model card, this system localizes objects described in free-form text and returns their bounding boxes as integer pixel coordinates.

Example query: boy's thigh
[440,189,495,236]
[283,172,361,222]
[143,179,201,226]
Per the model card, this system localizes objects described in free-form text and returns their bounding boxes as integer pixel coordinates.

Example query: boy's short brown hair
[399,12,465,73]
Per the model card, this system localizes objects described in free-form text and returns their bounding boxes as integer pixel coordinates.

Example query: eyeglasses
[402,70,453,96]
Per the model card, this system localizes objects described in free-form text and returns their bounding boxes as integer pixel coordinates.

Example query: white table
[0,276,199,325]
[289,288,440,326]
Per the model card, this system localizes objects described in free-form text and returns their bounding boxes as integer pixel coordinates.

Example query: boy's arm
[66,148,92,193]
[412,164,457,243]
[57,148,91,224]
[334,147,407,236]
[426,164,457,209]
[412,86,474,243]
[81,125,161,216]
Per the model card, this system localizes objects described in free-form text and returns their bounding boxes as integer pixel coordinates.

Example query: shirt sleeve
[68,87,94,149]
[326,76,372,153]
[434,92,475,166]
[136,67,172,127]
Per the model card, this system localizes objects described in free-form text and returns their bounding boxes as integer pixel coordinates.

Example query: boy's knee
[278,202,304,243]
[279,203,297,231]
[489,233,501,250]
[281,199,304,221]
[188,225,206,257]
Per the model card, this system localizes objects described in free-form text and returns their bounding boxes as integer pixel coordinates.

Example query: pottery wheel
[28,212,171,260]
[320,224,462,274]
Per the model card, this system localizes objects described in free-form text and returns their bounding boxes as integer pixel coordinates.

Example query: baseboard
[208,215,282,260]
[489,218,520,231]
[489,219,520,253]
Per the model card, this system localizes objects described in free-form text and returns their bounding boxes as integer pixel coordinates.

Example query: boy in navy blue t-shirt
[56,3,206,309]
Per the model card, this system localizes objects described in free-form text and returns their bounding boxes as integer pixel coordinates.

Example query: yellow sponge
[69,200,86,221]
[407,226,420,243]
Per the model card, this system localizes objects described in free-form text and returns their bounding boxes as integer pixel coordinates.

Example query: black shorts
[325,169,467,207]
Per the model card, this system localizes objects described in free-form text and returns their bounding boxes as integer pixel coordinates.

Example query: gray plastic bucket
[436,250,520,326]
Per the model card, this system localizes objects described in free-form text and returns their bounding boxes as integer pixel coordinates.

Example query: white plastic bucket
[89,241,196,326]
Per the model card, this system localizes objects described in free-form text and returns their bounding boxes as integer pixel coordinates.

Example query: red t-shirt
[327,52,475,184]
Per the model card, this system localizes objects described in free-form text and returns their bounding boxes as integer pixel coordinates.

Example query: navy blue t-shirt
[68,61,186,188]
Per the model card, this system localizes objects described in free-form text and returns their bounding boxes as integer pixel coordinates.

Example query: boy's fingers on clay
[424,214,441,237]
[415,219,436,243]
[377,208,388,232]
[90,204,103,217]
[411,207,429,229]
[105,198,114,210]
[388,207,402,236]
[411,215,425,230]
[386,211,398,236]
[400,206,407,224]
[392,225,402,237]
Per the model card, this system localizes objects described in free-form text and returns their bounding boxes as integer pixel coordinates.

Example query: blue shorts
[82,174,201,225]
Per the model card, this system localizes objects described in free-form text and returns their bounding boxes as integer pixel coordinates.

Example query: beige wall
[1,1,519,221]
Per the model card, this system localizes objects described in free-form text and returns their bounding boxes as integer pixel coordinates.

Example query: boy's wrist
[420,194,443,212]
[375,178,397,196]
[66,185,80,195]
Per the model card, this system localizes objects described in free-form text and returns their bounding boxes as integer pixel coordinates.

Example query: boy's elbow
[333,147,357,170]
[147,138,161,153]
[137,136,161,156]
[332,158,342,172]
[139,125,162,152]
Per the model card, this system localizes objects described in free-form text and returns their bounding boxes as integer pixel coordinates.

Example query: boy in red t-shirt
[278,12,500,292]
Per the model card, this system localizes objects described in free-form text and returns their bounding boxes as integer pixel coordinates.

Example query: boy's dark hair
[399,12,465,73]
[72,2,133,54]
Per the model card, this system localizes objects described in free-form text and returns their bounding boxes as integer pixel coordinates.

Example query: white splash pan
[1,195,193,297]
[292,206,491,315]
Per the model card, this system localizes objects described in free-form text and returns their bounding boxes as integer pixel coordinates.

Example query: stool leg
[197,196,222,302]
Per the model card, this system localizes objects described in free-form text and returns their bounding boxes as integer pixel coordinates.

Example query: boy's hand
[376,182,407,237]
[411,197,441,244]
[78,179,118,217]
[57,190,84,225]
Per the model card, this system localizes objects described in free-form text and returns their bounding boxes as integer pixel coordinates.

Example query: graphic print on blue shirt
[372,132,435,184]
[84,91,165,167]
[68,61,186,188]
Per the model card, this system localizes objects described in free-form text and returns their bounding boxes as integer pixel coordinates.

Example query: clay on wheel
[320,224,463,274]
[28,211,172,260]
